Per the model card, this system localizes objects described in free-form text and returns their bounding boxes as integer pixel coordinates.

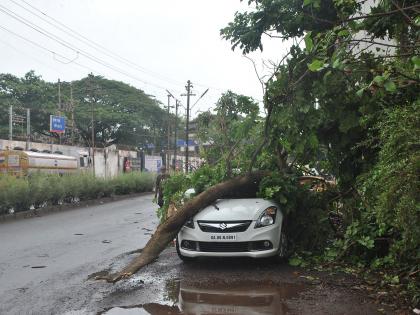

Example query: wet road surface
[0,195,391,314]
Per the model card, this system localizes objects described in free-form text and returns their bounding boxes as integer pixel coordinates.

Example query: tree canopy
[0,72,169,149]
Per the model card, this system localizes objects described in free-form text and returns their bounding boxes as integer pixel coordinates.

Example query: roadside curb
[0,191,154,223]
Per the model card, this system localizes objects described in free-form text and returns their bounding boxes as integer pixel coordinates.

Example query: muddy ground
[0,194,400,315]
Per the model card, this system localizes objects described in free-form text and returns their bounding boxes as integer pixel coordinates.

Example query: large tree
[0,71,57,140]
[71,74,167,148]
[0,72,169,149]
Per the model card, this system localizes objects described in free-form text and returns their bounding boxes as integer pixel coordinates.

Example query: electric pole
[173,99,179,171]
[70,83,75,146]
[166,93,172,168]
[26,108,30,150]
[58,78,62,145]
[86,74,96,176]
[181,80,195,173]
[9,105,12,141]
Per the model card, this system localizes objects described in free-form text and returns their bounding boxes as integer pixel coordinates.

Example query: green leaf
[308,133,319,149]
[289,256,303,266]
[373,75,385,86]
[356,87,365,97]
[384,80,396,92]
[308,59,325,72]
[332,58,341,69]
[337,29,350,37]
[304,32,314,52]
[411,56,420,70]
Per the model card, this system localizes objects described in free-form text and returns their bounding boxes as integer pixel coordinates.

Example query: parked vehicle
[176,198,287,260]
[0,150,78,176]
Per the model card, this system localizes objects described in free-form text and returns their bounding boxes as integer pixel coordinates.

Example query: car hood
[193,198,277,221]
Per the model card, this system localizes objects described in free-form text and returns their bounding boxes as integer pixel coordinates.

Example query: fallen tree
[96,171,267,283]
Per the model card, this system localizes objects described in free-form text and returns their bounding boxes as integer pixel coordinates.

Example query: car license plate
[209,234,236,241]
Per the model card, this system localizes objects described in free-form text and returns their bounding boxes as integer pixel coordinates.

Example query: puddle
[99,279,308,315]
[74,233,84,236]
[102,240,112,244]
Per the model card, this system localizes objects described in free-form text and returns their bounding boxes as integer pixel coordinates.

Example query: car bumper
[177,222,282,258]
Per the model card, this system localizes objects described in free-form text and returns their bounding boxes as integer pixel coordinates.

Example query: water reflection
[100,279,308,315]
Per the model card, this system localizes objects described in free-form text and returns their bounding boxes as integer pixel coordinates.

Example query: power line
[0,24,103,75]
[14,0,184,88]
[0,4,179,94]
[0,38,61,75]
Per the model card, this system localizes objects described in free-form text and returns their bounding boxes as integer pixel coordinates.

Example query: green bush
[0,171,155,215]
[357,102,420,264]
[0,176,31,213]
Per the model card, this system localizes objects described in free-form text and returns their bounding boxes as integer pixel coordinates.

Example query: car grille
[195,240,274,252]
[197,220,252,233]
[198,241,250,252]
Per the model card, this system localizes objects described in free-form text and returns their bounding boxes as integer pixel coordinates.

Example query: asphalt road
[0,194,159,314]
[0,194,393,315]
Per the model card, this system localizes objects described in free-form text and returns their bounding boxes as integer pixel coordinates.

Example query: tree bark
[96,171,267,283]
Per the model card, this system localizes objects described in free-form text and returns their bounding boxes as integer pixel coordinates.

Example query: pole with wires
[26,108,30,150]
[166,93,172,168]
[58,78,61,145]
[173,99,179,171]
[181,81,195,173]
[9,105,13,141]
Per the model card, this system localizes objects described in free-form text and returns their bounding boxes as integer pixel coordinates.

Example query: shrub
[0,176,31,212]
[0,171,155,215]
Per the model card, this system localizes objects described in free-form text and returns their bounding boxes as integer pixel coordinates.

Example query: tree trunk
[96,171,267,283]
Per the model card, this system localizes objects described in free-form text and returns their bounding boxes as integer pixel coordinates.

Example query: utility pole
[70,83,75,145]
[58,78,62,145]
[167,93,171,168]
[173,99,179,171]
[181,80,195,173]
[90,77,96,176]
[166,90,176,168]
[9,105,12,141]
[26,108,30,150]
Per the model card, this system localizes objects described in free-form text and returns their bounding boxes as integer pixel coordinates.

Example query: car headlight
[255,206,277,228]
[184,217,195,229]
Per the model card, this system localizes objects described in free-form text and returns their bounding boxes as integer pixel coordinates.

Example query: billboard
[144,155,162,172]
[50,115,65,133]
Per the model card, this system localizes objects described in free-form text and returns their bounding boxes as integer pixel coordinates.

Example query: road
[0,194,392,315]
[0,194,158,314]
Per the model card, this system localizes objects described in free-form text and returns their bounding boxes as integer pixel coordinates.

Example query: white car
[176,198,287,260]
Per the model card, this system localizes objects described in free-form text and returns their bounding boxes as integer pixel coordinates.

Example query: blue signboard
[50,115,65,133]
[176,139,197,147]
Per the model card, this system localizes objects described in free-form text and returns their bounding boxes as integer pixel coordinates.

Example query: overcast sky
[0,0,287,117]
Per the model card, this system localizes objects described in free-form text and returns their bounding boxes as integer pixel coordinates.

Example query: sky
[0,0,288,118]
